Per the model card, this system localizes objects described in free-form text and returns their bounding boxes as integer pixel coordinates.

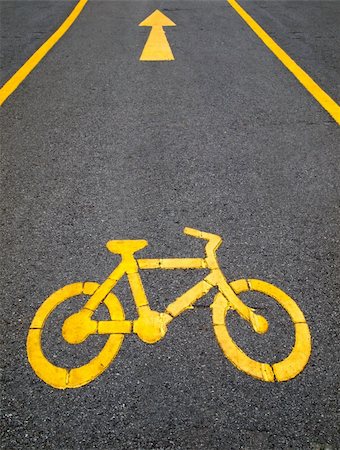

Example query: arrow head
[139,9,176,27]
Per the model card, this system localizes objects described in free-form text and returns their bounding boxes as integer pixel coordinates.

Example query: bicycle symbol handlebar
[27,228,312,389]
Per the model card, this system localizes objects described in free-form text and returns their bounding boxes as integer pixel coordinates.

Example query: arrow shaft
[140,26,174,61]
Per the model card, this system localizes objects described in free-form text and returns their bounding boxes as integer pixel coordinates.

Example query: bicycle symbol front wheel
[27,282,125,389]
[212,279,311,382]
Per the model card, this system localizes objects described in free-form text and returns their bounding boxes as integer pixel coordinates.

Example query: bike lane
[1,1,339,448]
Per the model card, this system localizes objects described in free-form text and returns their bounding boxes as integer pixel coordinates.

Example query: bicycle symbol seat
[27,227,311,389]
[106,240,148,254]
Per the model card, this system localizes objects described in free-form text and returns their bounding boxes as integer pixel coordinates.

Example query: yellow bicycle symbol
[27,228,311,389]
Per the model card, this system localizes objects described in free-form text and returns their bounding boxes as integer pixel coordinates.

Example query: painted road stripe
[228,0,340,125]
[0,0,88,106]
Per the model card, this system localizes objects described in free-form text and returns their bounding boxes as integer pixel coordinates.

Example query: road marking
[27,228,311,388]
[227,0,340,125]
[0,0,88,106]
[139,10,176,61]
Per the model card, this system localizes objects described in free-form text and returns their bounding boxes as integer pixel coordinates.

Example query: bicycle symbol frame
[27,228,311,389]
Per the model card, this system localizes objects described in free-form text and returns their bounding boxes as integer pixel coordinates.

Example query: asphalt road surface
[1,1,339,449]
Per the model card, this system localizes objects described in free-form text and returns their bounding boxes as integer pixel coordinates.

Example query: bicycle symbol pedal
[27,227,311,389]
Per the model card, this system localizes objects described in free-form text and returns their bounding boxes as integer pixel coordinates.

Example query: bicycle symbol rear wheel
[27,282,125,389]
[212,279,311,382]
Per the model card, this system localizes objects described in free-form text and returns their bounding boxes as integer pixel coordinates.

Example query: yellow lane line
[0,0,88,106]
[227,0,340,125]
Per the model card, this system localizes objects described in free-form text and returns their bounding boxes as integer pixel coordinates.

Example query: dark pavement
[1,1,339,448]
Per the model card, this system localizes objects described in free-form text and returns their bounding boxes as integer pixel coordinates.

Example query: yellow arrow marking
[139,10,176,61]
